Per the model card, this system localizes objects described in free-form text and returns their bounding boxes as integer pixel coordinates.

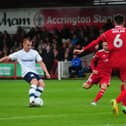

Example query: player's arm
[38,61,51,79]
[73,48,84,54]
[91,52,99,75]
[0,51,19,63]
[35,51,50,78]
[74,33,105,54]
[36,51,50,79]
[0,56,11,63]
[83,34,105,51]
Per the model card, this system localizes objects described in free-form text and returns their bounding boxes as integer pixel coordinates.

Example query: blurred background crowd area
[0,18,114,61]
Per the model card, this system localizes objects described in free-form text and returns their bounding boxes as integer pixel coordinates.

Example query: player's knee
[38,79,45,88]
[101,83,107,89]
[30,78,38,85]
[83,83,91,89]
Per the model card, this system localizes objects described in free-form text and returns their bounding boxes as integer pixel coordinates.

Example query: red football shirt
[84,26,126,67]
[91,49,112,74]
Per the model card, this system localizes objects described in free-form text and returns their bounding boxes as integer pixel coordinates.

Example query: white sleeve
[35,51,42,62]
[9,52,18,60]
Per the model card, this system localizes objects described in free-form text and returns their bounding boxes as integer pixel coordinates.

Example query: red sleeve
[91,52,99,70]
[83,33,106,51]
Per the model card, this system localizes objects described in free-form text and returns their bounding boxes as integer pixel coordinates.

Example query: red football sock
[93,88,106,102]
[122,85,126,106]
[121,84,124,91]
[116,89,126,104]
[122,96,126,106]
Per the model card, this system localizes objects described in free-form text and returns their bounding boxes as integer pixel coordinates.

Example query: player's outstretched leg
[91,84,107,106]
[29,78,38,107]
[92,88,106,105]
[35,79,45,98]
[29,84,37,107]
[111,99,119,116]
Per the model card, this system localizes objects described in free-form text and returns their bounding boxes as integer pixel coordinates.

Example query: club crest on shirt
[30,74,34,77]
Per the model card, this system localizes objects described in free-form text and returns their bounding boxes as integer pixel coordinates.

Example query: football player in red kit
[74,14,126,115]
[83,42,112,105]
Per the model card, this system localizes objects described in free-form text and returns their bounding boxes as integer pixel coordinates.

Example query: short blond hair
[23,38,31,43]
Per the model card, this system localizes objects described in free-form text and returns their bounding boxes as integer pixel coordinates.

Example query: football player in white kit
[0,38,50,107]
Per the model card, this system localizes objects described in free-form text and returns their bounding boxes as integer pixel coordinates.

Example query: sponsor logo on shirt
[21,59,34,62]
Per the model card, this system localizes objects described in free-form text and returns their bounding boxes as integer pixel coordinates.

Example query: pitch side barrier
[0,61,45,79]
[0,60,89,80]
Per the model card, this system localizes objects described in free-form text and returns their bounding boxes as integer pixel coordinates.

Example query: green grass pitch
[0,79,126,126]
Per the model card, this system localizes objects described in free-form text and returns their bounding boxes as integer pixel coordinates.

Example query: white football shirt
[9,49,42,77]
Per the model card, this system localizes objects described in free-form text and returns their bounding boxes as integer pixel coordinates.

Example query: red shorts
[112,61,126,82]
[114,67,126,82]
[86,73,111,87]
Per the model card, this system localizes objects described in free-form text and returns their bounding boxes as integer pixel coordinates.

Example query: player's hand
[45,72,51,79]
[93,70,99,75]
[73,49,84,54]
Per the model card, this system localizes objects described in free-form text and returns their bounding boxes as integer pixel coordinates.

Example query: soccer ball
[34,98,44,107]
